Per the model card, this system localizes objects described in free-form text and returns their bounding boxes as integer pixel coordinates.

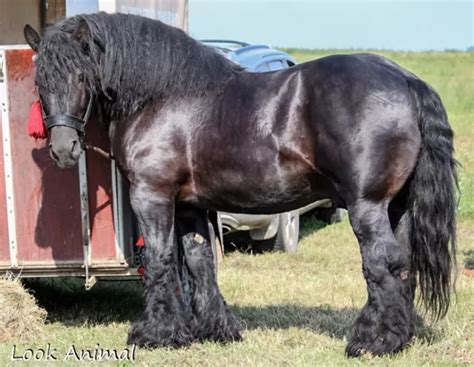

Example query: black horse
[24,13,457,357]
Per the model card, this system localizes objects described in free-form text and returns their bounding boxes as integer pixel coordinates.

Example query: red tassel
[27,100,47,139]
[135,235,145,247]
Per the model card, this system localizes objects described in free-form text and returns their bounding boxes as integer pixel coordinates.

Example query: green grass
[1,50,473,366]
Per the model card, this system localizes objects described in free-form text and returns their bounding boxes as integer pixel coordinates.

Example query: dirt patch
[0,275,47,343]
[462,268,474,278]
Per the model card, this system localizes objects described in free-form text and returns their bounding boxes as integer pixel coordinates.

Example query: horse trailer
[0,0,190,288]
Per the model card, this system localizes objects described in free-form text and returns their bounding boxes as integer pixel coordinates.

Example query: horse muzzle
[48,126,83,168]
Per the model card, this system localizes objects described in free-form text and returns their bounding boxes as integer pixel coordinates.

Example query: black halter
[41,93,114,160]
[44,93,94,135]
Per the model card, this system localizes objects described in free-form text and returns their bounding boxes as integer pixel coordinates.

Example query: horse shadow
[31,121,114,263]
[23,278,438,344]
[24,277,357,337]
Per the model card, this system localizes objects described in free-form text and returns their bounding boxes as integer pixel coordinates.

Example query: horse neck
[97,19,240,120]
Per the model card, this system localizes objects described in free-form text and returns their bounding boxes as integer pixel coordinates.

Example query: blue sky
[189,0,474,50]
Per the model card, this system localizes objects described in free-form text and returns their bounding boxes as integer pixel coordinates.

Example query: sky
[189,0,474,50]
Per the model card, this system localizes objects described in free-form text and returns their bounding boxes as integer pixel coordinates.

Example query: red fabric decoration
[135,235,145,276]
[27,100,47,139]
[135,235,145,247]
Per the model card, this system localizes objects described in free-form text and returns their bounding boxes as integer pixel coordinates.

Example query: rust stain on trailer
[7,50,35,82]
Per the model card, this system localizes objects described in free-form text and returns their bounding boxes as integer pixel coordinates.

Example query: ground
[0,50,472,366]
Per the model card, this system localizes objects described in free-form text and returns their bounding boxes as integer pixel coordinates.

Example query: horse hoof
[127,320,194,349]
[345,332,409,357]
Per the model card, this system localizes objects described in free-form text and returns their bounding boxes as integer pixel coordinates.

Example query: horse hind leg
[346,198,415,356]
[176,207,242,343]
[391,208,417,340]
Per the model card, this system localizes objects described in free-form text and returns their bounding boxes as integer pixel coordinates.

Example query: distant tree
[467,46,474,52]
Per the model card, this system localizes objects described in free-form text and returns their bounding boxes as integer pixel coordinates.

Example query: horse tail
[406,77,458,320]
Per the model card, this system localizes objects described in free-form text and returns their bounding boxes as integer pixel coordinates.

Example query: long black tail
[407,78,458,320]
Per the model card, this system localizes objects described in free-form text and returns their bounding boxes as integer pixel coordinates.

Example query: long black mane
[38,12,242,119]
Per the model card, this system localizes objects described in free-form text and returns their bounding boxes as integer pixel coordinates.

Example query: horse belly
[186,153,326,214]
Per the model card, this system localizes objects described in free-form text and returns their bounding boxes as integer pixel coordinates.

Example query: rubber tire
[312,207,344,224]
[274,210,300,253]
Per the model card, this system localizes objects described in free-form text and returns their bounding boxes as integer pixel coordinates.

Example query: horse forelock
[37,13,242,120]
[36,24,96,95]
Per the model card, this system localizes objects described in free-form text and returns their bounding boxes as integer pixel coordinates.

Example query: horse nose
[71,139,81,158]
[49,139,80,161]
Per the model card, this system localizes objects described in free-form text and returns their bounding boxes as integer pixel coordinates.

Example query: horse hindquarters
[343,78,456,357]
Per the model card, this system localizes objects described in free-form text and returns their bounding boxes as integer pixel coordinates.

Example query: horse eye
[78,73,85,82]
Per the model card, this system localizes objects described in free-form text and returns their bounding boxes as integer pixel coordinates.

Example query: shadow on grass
[234,304,357,339]
[235,304,440,344]
[22,278,438,345]
[23,277,144,326]
[299,216,330,240]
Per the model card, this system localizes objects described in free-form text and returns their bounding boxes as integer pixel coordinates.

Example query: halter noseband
[43,93,94,135]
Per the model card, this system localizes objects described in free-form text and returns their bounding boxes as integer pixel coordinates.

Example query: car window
[255,63,272,72]
[268,60,285,70]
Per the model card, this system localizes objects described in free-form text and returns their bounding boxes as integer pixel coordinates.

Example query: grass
[0,50,473,366]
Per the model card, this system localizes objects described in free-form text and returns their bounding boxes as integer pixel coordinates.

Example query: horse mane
[40,12,243,119]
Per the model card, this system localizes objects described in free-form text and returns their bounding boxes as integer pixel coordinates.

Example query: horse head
[24,19,100,168]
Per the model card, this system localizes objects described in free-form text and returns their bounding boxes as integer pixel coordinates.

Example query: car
[202,40,343,253]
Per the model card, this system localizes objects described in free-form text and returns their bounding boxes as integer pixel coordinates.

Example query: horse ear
[72,18,91,49]
[24,24,41,52]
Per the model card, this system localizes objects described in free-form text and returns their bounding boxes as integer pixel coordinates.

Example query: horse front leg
[346,199,415,357]
[176,207,242,343]
[127,188,194,348]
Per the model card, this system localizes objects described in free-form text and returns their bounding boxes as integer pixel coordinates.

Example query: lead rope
[84,143,114,160]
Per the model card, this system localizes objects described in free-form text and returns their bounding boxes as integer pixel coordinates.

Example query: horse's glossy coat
[24,13,457,357]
